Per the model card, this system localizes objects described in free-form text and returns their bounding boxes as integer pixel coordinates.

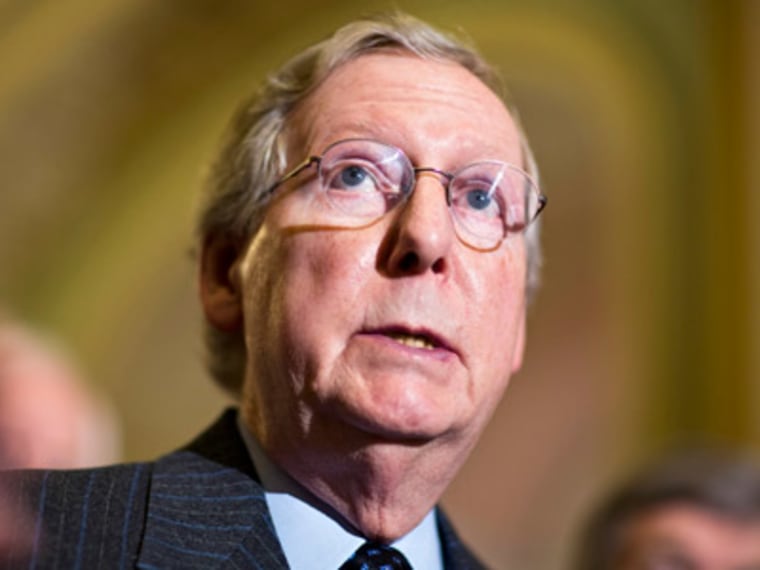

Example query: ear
[199,234,243,332]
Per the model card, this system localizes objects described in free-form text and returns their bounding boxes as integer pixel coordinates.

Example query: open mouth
[366,326,453,354]
[385,331,438,350]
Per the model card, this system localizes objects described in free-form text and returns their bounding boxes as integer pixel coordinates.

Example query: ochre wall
[1,1,757,567]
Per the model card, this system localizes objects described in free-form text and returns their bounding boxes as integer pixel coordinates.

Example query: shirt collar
[237,413,443,570]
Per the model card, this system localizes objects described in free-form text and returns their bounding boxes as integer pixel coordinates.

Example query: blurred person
[0,318,120,565]
[0,475,33,566]
[0,319,121,470]
[573,449,760,570]
[2,12,546,569]
[0,320,120,469]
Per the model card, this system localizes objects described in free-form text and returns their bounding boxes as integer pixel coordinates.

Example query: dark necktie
[339,541,413,570]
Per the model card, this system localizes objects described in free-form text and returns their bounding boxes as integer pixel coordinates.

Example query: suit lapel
[136,409,486,569]
[437,509,487,570]
[137,409,289,569]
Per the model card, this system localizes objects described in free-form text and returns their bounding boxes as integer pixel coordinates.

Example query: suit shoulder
[2,462,152,510]
[1,463,152,569]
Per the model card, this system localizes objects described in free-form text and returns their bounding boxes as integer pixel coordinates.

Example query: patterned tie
[339,541,413,570]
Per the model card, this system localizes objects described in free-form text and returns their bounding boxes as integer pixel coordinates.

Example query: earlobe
[199,234,243,332]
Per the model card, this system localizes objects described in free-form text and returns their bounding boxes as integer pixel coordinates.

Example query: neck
[303,441,464,541]
[241,405,476,541]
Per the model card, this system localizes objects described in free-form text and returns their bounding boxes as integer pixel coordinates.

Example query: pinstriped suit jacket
[1,409,485,569]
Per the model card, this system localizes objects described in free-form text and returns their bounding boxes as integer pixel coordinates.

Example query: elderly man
[1,12,546,569]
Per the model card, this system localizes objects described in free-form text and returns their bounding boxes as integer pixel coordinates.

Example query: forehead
[287,52,521,166]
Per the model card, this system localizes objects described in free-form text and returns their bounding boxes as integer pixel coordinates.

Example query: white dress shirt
[237,415,444,570]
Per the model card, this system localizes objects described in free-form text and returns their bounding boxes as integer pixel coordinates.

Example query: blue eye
[340,166,368,187]
[466,189,493,210]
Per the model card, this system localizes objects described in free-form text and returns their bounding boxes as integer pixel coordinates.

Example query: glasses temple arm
[265,156,321,196]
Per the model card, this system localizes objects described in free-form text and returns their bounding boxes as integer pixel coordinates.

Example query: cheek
[238,234,286,381]
[284,233,369,309]
[276,232,378,372]
[464,245,527,396]
[468,244,525,336]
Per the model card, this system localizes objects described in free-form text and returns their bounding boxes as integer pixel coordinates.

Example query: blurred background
[0,0,757,567]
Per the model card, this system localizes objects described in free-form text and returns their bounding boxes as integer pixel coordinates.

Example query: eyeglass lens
[289,139,542,248]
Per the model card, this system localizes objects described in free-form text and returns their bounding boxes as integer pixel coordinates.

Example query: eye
[319,153,404,219]
[465,188,494,211]
[322,159,387,195]
[452,182,503,219]
[338,165,370,189]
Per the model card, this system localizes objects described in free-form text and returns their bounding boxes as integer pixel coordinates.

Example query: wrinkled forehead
[284,52,521,167]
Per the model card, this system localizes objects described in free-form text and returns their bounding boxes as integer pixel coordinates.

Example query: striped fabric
[1,463,152,569]
[1,409,485,569]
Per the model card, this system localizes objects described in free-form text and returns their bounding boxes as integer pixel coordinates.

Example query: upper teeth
[388,333,435,349]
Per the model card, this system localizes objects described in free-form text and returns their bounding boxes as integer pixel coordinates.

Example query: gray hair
[197,12,543,396]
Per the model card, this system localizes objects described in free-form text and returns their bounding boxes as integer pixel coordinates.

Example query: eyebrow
[309,118,404,150]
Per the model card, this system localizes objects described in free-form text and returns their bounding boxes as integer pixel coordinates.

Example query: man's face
[617,505,760,570]
[231,53,527,466]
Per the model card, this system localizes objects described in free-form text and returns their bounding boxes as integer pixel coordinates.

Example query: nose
[381,174,455,276]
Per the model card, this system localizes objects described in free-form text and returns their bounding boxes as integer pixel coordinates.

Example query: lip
[357,325,460,359]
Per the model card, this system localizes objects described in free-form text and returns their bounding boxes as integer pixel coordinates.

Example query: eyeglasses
[265,138,547,249]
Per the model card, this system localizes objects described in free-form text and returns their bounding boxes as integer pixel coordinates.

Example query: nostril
[431,258,445,273]
[397,251,419,272]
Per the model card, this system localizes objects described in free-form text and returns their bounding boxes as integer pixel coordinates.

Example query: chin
[339,396,460,444]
